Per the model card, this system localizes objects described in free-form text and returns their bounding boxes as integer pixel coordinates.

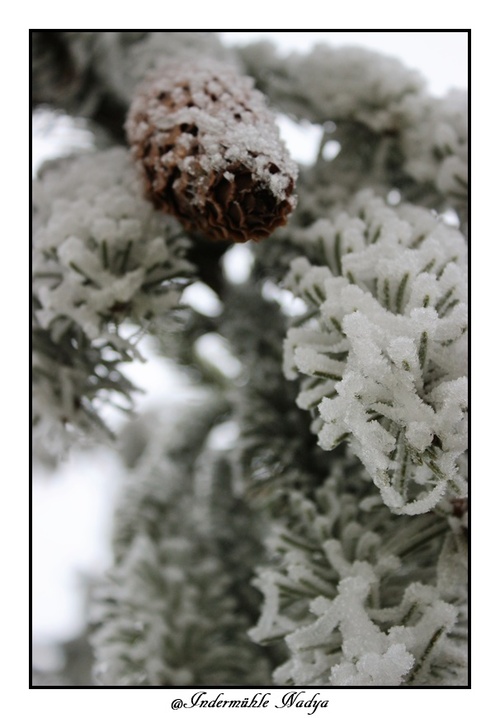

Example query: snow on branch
[250,469,467,686]
[91,399,272,686]
[32,147,194,453]
[239,41,467,223]
[283,191,468,515]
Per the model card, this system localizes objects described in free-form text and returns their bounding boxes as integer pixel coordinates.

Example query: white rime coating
[250,473,467,686]
[32,147,193,453]
[33,147,192,341]
[283,190,468,515]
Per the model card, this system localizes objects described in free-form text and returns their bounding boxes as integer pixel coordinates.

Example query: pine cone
[126,59,297,243]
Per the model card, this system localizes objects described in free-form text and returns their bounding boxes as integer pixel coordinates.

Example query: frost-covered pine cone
[126,59,297,243]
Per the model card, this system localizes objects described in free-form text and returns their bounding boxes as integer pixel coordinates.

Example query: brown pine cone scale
[126,60,298,243]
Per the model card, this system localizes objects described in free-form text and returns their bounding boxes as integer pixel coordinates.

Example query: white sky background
[31,31,469,662]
